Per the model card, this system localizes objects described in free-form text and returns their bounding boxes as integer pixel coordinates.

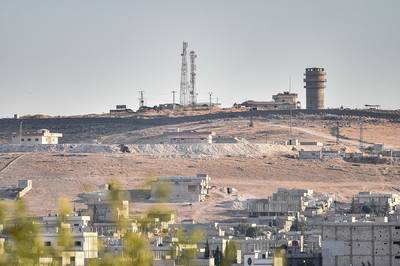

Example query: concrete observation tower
[304,67,327,109]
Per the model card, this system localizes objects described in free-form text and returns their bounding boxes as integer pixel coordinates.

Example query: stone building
[241,91,300,111]
[248,188,312,217]
[321,220,400,266]
[351,192,400,215]
[150,174,211,203]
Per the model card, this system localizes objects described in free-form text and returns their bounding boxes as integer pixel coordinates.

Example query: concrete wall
[17,179,32,199]
[322,223,400,266]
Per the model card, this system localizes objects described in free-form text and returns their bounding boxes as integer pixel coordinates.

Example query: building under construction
[304,67,326,109]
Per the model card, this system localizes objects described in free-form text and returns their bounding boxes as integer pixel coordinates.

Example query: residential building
[150,174,211,203]
[40,215,98,264]
[321,220,400,266]
[352,192,400,215]
[11,129,62,144]
[243,251,274,266]
[248,188,312,217]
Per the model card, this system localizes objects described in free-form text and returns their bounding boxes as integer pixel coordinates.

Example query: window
[74,241,82,247]
[27,138,31,141]
[21,138,24,141]
[35,138,39,141]
[188,185,197,192]
[44,241,51,246]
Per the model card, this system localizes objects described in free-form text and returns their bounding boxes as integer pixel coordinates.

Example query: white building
[40,214,98,265]
[11,129,62,144]
[243,251,274,266]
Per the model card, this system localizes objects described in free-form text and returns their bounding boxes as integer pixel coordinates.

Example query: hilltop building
[304,67,327,109]
[109,105,134,114]
[167,131,215,144]
[11,129,62,145]
[241,91,300,110]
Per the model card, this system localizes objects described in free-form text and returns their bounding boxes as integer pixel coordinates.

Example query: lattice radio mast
[189,50,197,105]
[179,42,189,106]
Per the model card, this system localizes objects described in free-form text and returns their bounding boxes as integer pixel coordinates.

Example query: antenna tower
[179,42,189,106]
[138,90,144,108]
[189,50,197,105]
[172,90,177,109]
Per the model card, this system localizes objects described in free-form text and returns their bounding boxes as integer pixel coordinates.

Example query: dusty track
[0,154,24,175]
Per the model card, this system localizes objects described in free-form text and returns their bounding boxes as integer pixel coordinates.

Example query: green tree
[214,245,222,266]
[122,232,153,266]
[3,200,44,266]
[222,240,237,266]
[204,239,210,259]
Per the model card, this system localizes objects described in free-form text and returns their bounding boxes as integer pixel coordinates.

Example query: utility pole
[138,90,144,108]
[19,121,23,145]
[289,108,293,136]
[288,77,293,136]
[209,92,213,109]
[172,90,177,109]
[249,109,254,127]
[336,121,340,144]
[359,118,365,149]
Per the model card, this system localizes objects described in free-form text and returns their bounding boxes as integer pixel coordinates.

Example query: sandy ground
[1,117,399,222]
[0,153,399,222]
[99,118,400,149]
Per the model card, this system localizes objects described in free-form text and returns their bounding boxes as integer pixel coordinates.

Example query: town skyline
[1,0,400,116]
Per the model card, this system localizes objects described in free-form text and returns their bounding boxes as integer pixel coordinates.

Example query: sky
[0,0,399,116]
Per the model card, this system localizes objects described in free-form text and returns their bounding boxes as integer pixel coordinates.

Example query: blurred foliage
[222,240,237,266]
[274,247,287,266]
[175,227,205,266]
[0,200,44,266]
[0,177,211,266]
[82,183,95,193]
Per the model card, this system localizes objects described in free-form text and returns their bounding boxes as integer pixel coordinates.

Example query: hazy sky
[1,0,399,116]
